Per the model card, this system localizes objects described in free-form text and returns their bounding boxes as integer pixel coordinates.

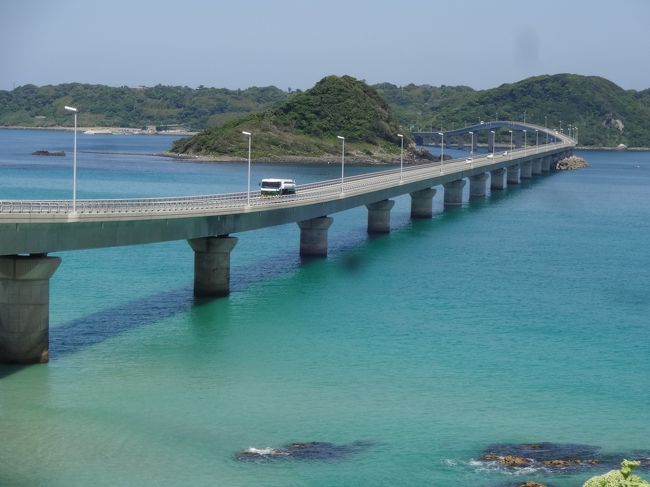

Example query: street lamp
[242,131,252,206]
[468,131,474,155]
[544,115,547,128]
[397,134,404,182]
[437,132,444,173]
[337,135,345,193]
[535,129,539,153]
[490,130,495,157]
[64,105,78,214]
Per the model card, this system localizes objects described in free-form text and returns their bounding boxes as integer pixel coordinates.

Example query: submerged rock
[555,155,588,170]
[32,149,65,156]
[236,441,371,462]
[480,442,602,472]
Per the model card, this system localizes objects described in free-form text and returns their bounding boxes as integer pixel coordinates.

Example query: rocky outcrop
[480,442,602,472]
[555,155,588,171]
[236,441,371,462]
[603,114,624,132]
[32,149,65,156]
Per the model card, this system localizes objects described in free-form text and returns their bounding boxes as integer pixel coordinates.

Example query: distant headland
[1,73,649,151]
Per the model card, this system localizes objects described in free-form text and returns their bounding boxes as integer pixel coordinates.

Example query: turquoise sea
[0,129,649,487]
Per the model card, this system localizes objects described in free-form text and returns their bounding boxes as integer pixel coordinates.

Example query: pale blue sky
[1,0,649,91]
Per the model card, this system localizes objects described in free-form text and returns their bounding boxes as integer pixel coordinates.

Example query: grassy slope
[171,76,412,160]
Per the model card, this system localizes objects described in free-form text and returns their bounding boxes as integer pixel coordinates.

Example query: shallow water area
[1,130,649,486]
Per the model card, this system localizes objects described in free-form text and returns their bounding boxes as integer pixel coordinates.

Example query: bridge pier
[487,130,495,153]
[297,216,333,257]
[188,236,238,297]
[507,164,521,185]
[0,254,61,364]
[410,188,437,219]
[541,156,551,172]
[521,161,533,179]
[469,173,488,198]
[367,199,395,233]
[490,168,507,190]
[515,131,523,148]
[532,159,543,175]
[443,179,466,206]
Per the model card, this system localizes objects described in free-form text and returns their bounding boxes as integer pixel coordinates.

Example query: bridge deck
[0,122,574,255]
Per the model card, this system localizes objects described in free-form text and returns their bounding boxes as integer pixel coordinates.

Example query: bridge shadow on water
[46,251,316,362]
[1,175,551,376]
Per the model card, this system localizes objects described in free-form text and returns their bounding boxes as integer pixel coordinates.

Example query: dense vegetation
[171,75,409,160]
[376,74,650,147]
[0,83,288,130]
[2,74,650,148]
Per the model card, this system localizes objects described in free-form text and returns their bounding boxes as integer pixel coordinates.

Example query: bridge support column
[298,216,333,257]
[515,131,523,148]
[188,236,238,297]
[507,164,521,185]
[410,188,437,219]
[443,179,466,206]
[490,168,507,190]
[532,159,543,175]
[366,199,395,233]
[541,156,551,172]
[0,254,61,364]
[469,172,488,198]
[487,130,495,153]
[521,161,533,179]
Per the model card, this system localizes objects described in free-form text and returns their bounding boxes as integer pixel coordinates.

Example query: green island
[170,75,427,162]
[2,73,650,152]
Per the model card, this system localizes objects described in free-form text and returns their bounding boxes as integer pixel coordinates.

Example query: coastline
[158,151,433,166]
[4,126,650,152]
[0,125,196,136]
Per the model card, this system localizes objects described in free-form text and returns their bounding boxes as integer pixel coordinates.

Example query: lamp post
[437,132,444,173]
[535,129,539,153]
[397,134,404,182]
[64,105,78,214]
[468,131,474,156]
[544,115,547,128]
[242,131,252,206]
[337,135,345,193]
[490,130,495,157]
[509,130,513,160]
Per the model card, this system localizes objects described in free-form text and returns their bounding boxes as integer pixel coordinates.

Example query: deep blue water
[0,129,649,487]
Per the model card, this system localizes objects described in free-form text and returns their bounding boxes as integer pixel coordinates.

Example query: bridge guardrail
[0,136,573,218]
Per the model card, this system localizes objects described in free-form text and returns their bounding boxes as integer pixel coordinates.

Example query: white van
[260,178,296,196]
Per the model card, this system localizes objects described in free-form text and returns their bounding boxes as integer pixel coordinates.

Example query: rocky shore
[162,148,448,166]
[555,155,589,171]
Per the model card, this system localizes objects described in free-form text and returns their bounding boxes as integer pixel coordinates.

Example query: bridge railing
[0,138,572,217]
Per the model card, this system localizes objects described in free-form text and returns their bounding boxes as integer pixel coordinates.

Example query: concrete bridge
[413,120,561,153]
[0,122,574,364]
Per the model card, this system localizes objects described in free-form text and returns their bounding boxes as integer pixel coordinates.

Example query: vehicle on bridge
[260,178,296,196]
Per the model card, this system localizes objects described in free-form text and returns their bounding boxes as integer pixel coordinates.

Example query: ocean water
[0,129,649,487]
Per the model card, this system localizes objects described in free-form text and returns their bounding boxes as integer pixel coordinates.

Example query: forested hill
[376,74,650,147]
[0,83,288,130]
[170,75,412,161]
[2,74,650,147]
